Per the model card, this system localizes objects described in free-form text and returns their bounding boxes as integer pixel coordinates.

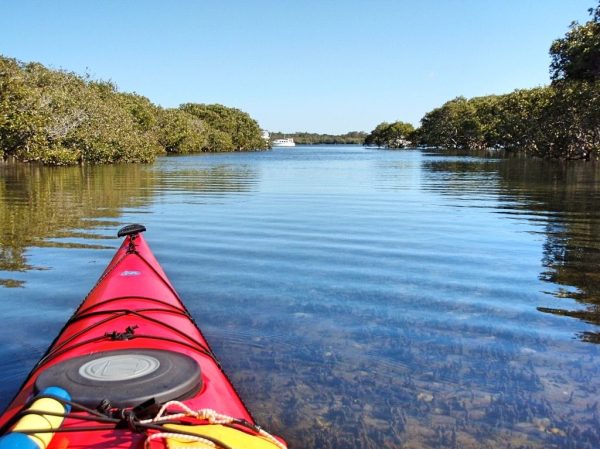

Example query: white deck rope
[141,401,286,449]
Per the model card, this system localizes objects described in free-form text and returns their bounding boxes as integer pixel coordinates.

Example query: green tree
[365,121,415,148]
[550,2,600,81]
[414,2,600,160]
[156,108,207,154]
[180,103,267,152]
[0,58,51,160]
[419,97,485,150]
[0,57,159,164]
[1,55,269,164]
[116,92,160,134]
[540,81,600,159]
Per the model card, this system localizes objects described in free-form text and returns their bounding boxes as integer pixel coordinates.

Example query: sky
[0,0,594,134]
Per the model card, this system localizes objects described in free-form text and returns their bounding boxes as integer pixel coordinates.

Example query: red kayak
[0,225,286,449]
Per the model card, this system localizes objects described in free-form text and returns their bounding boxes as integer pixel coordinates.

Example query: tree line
[269,131,367,145]
[0,56,268,165]
[367,2,600,160]
[364,121,414,148]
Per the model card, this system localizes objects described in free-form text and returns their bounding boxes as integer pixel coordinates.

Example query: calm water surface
[1,146,600,449]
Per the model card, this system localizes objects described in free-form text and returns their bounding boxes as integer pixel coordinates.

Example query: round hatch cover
[35,349,201,407]
[78,353,161,381]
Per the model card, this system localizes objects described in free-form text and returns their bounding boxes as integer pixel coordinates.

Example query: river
[1,146,600,448]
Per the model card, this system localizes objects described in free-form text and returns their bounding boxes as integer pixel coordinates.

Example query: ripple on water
[1,148,600,448]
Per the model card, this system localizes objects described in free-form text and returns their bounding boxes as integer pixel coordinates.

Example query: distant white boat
[272,138,295,147]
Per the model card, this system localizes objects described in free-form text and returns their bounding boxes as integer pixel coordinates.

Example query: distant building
[261,130,270,141]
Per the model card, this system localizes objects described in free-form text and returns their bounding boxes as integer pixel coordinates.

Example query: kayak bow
[0,225,286,449]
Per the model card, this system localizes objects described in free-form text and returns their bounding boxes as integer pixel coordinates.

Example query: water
[1,146,600,448]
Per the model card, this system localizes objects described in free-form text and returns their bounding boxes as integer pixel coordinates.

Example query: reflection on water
[1,147,600,449]
[0,159,259,286]
[497,161,600,343]
[420,156,600,341]
[0,163,151,284]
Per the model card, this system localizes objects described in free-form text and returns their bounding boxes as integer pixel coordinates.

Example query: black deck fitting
[117,224,147,238]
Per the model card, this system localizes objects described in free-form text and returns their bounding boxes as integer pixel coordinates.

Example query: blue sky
[0,0,593,134]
